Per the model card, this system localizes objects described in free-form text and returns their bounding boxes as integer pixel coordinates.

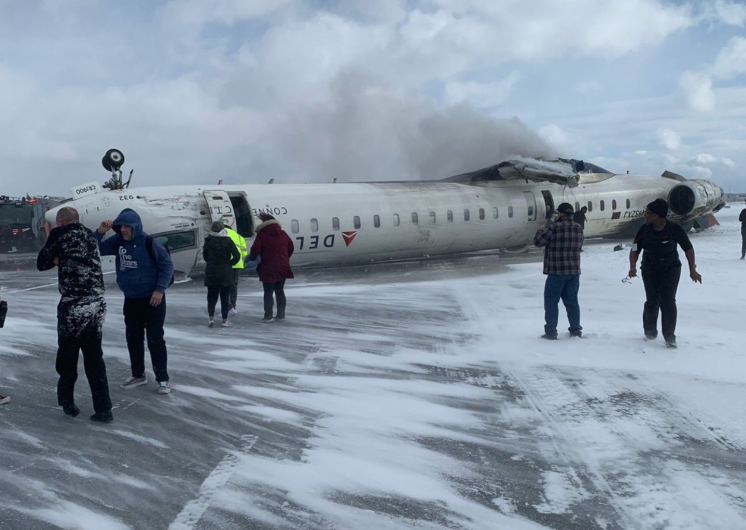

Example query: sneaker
[63,404,80,417]
[90,410,113,423]
[157,381,172,395]
[541,334,558,340]
[569,330,582,338]
[665,339,677,349]
[644,331,658,340]
[262,317,274,323]
[208,319,215,328]
[221,320,232,327]
[0,395,9,405]
[275,314,286,321]
[121,376,147,389]
[228,308,237,317]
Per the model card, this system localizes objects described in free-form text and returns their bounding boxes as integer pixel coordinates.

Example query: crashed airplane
[48,151,724,279]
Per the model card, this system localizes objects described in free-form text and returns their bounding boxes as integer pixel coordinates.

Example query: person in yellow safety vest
[223,223,247,316]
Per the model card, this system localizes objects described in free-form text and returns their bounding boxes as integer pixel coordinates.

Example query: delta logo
[342,231,357,246]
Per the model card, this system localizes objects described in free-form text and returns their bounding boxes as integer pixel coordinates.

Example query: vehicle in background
[0,195,64,252]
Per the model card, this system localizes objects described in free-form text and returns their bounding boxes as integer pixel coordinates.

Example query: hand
[53,256,59,266]
[149,291,164,307]
[690,270,702,283]
[98,220,113,234]
[628,268,637,278]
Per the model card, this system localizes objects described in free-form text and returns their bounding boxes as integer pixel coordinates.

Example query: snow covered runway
[1,208,745,530]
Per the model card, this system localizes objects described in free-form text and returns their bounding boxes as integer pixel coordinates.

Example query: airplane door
[523,191,537,222]
[541,190,554,220]
[202,190,236,227]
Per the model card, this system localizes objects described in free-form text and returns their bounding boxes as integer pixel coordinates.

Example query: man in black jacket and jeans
[628,199,702,348]
[37,207,113,422]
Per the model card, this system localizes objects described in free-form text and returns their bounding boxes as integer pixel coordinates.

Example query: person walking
[95,208,175,394]
[534,203,584,340]
[739,198,746,259]
[223,222,247,315]
[0,289,9,405]
[628,199,701,348]
[37,207,113,422]
[248,213,294,322]
[573,206,587,230]
[203,221,241,327]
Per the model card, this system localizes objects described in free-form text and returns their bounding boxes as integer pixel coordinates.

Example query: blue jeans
[544,274,581,337]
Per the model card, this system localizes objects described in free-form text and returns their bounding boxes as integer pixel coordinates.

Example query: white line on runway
[169,435,259,530]
[4,271,115,294]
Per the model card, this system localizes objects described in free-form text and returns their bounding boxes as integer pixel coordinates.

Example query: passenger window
[412,212,418,225]
[373,215,380,228]
[393,214,400,226]
[152,230,196,251]
[479,208,485,220]
[464,209,470,221]
[587,201,593,212]
[528,205,535,217]
[493,207,498,219]
[626,199,631,209]
[600,200,605,211]
[447,210,453,222]
[354,216,361,229]
[612,200,617,210]
[429,211,436,224]
[332,217,340,231]
[291,220,299,234]
[311,218,318,232]
[508,206,514,218]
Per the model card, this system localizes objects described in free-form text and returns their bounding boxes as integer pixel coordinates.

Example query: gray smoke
[271,70,558,183]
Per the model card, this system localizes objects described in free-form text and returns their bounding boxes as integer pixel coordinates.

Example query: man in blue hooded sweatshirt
[96,208,174,394]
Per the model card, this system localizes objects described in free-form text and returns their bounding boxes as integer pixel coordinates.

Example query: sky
[1,0,745,198]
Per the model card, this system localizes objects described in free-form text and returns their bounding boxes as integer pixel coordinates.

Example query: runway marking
[169,434,258,530]
[4,271,115,294]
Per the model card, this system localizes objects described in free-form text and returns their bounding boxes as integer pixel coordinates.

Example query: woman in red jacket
[248,213,294,322]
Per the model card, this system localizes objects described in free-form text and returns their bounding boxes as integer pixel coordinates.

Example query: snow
[0,207,745,529]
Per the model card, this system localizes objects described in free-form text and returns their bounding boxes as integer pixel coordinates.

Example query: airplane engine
[667,179,723,219]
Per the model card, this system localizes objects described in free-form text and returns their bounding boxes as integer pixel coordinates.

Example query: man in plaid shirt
[533,202,584,339]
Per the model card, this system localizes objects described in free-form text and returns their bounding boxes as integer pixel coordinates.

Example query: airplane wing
[445,157,586,187]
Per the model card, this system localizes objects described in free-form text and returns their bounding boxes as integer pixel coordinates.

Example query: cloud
[693,153,737,167]
[700,0,746,26]
[709,37,746,80]
[678,71,716,111]
[443,71,521,107]
[658,128,682,150]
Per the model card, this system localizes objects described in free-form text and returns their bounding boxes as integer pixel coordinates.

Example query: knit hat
[210,221,224,233]
[646,198,668,218]
[557,203,574,214]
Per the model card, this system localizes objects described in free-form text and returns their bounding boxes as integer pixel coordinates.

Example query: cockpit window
[152,230,197,252]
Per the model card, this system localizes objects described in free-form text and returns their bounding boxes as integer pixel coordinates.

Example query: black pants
[229,270,240,309]
[57,320,112,414]
[208,285,231,320]
[641,266,681,341]
[123,296,169,382]
[741,229,746,257]
[263,280,286,319]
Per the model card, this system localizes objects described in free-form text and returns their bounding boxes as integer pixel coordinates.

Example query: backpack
[145,235,175,287]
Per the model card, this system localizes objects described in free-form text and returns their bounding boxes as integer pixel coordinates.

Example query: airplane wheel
[102,149,125,172]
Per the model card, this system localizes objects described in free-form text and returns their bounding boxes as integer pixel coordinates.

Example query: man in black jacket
[740,198,746,259]
[573,206,587,230]
[37,207,113,422]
